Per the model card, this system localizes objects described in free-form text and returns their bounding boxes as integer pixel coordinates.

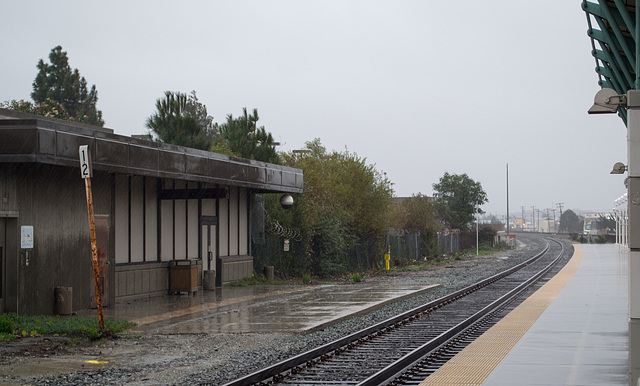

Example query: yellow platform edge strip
[419,244,584,386]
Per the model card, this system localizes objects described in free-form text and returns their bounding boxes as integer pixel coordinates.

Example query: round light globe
[280,194,294,209]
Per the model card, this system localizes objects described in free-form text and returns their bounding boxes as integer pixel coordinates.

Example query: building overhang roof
[0,113,303,194]
[583,0,638,125]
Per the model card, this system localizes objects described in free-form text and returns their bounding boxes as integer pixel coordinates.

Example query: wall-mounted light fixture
[611,162,628,174]
[588,88,626,114]
[280,194,294,209]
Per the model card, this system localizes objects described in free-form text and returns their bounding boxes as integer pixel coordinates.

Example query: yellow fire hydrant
[384,246,391,271]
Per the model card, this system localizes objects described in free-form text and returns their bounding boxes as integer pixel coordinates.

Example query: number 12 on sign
[79,145,93,178]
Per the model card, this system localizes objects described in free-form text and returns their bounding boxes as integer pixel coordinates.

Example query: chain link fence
[251,195,468,277]
[253,227,455,278]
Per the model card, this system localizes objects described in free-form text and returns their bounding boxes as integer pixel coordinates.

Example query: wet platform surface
[422,244,628,386]
[83,283,439,334]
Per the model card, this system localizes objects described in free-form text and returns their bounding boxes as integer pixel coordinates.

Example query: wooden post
[79,145,104,333]
[84,177,104,333]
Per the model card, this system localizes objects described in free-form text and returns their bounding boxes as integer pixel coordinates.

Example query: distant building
[514,218,525,230]
[582,212,610,236]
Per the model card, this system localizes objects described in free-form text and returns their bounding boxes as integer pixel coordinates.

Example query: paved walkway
[81,282,439,334]
[422,244,629,385]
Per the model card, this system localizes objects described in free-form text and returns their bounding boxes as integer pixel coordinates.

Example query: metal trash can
[265,266,274,281]
[203,270,216,290]
[55,286,72,315]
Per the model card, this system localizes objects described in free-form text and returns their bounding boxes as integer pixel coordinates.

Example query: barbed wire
[266,217,303,241]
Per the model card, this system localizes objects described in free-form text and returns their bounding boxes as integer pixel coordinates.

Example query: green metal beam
[614,0,636,37]
[583,0,637,125]
[592,46,630,92]
[591,17,635,86]
[598,1,636,70]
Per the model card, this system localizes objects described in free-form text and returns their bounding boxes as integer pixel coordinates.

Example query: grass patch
[0,313,135,341]
[349,273,363,283]
[0,332,15,341]
[225,279,250,287]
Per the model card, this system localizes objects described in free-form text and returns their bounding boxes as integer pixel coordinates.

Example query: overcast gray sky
[0,1,627,218]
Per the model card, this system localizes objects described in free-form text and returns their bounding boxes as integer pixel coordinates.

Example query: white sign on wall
[21,226,34,249]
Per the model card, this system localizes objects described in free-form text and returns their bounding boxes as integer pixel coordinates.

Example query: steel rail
[223,238,554,386]
[359,238,565,386]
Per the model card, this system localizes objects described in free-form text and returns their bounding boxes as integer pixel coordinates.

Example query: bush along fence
[252,225,498,279]
[253,229,448,278]
[252,233,382,279]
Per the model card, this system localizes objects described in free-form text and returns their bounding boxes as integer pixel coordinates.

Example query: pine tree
[146,91,217,150]
[218,108,280,163]
[31,46,104,126]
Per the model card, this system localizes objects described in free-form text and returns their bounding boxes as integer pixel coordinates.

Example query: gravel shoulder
[0,235,572,385]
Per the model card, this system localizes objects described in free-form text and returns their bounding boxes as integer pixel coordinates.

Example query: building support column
[627,89,640,386]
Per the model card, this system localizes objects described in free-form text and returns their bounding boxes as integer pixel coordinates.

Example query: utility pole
[546,208,550,233]
[531,206,536,231]
[556,202,564,233]
[506,163,510,243]
[556,202,564,220]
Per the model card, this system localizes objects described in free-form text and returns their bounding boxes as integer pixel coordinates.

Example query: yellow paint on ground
[419,245,584,386]
[84,360,109,364]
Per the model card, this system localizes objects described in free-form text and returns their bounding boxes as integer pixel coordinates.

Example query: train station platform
[84,281,439,334]
[421,244,629,386]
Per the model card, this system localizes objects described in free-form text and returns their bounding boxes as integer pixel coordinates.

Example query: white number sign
[79,145,93,178]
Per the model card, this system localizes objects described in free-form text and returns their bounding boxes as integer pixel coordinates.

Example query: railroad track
[224,237,567,386]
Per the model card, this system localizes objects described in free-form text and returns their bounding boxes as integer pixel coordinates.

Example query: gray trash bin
[265,266,274,281]
[203,270,216,290]
[55,286,72,315]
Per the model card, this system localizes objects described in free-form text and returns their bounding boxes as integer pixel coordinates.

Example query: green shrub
[350,273,362,283]
[595,235,608,244]
[0,314,134,340]
[302,273,311,284]
[87,328,101,340]
[0,314,15,334]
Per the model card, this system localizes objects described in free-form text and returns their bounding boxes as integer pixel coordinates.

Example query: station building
[0,109,303,315]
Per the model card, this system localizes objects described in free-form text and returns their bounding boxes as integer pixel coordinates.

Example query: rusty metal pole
[79,145,104,333]
[84,176,104,333]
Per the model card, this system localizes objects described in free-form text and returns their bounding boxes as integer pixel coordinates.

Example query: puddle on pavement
[0,357,108,377]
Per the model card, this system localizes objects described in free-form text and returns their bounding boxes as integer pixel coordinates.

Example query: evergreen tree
[559,209,582,233]
[218,108,279,163]
[31,46,104,126]
[146,91,217,150]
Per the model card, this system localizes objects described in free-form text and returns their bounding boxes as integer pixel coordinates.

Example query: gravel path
[0,234,572,385]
